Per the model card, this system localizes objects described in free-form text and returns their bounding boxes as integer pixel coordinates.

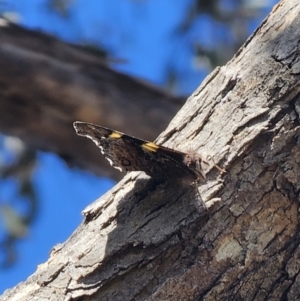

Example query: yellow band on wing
[142,142,159,152]
[109,131,123,139]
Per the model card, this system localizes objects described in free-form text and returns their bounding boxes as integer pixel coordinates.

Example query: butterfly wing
[74,121,202,182]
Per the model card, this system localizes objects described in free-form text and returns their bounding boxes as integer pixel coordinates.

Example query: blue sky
[0,0,277,294]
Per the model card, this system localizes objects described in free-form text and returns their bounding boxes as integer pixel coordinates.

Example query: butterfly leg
[193,181,208,211]
[205,156,226,174]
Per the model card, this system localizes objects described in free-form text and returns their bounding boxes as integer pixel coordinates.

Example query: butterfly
[73,122,224,188]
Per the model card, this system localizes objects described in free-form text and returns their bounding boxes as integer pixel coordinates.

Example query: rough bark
[0,19,185,180]
[2,0,300,300]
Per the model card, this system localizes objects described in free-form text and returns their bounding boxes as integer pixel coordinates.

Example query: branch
[0,19,185,180]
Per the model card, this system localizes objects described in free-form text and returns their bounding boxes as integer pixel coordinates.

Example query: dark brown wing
[73,121,202,182]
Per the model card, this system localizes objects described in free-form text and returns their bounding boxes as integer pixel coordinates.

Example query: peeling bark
[1,1,300,300]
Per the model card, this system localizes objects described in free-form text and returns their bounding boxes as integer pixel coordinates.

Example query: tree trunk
[2,1,300,300]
